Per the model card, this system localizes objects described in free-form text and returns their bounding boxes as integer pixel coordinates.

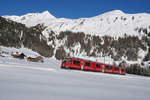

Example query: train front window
[73,60,80,65]
[67,59,72,64]
[85,62,91,66]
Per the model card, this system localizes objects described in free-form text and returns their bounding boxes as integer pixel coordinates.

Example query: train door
[119,67,122,74]
[81,60,84,70]
[96,63,101,72]
[102,64,105,72]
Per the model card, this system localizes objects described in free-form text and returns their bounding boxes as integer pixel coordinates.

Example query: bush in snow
[126,64,150,76]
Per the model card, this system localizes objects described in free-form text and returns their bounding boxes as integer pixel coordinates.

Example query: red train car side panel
[104,65,113,73]
[67,58,81,69]
[83,61,93,71]
[61,57,126,75]
[121,67,126,75]
[95,63,102,72]
[112,66,120,74]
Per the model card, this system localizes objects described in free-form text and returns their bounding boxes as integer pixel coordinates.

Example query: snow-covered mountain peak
[3,10,150,37]
[39,11,56,19]
[92,10,126,20]
[3,11,56,27]
[102,10,125,16]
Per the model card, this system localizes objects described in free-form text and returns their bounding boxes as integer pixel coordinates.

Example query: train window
[85,62,91,66]
[96,64,101,68]
[67,59,72,64]
[73,60,80,65]
[114,67,119,71]
[105,66,112,70]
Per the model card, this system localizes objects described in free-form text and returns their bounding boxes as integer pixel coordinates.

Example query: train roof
[68,57,91,61]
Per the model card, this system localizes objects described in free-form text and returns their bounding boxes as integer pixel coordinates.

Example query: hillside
[1,10,150,76]
[0,16,53,57]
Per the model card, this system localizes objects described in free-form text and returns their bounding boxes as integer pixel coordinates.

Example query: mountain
[1,10,150,76]
[3,10,150,37]
[0,16,53,57]
[4,11,56,27]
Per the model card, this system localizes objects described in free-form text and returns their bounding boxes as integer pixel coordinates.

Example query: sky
[0,0,150,19]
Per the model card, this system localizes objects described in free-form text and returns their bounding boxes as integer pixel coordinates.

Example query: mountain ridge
[3,10,150,37]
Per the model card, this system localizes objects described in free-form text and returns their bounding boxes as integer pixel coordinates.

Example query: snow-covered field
[1,9,150,100]
[0,55,150,100]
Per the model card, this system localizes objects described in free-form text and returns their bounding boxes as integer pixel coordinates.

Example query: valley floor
[0,57,150,100]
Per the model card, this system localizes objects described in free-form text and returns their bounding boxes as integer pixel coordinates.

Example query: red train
[61,57,126,75]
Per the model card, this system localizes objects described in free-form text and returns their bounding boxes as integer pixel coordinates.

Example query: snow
[2,10,150,65]
[4,11,56,27]
[1,10,150,99]
[0,46,40,57]
[0,47,150,100]
[0,57,150,100]
[3,10,150,37]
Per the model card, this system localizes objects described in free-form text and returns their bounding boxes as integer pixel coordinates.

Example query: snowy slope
[4,11,56,27]
[0,46,150,100]
[3,10,150,37]
[0,55,150,100]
